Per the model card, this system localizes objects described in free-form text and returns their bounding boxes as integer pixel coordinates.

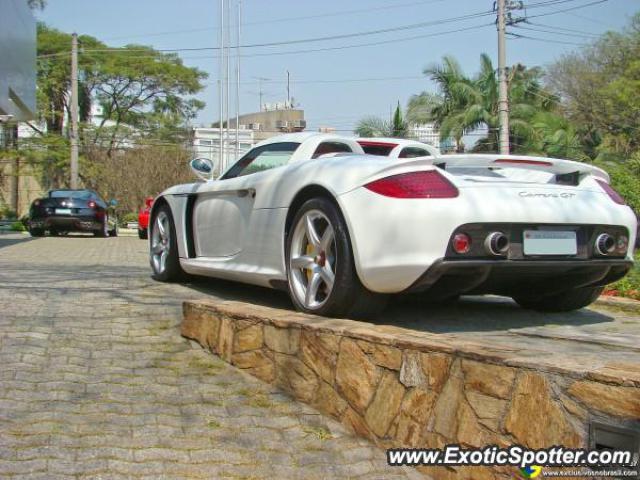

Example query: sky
[36,0,639,133]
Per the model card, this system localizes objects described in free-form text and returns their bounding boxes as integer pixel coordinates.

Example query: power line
[510,33,590,46]
[527,21,601,36]
[512,24,598,39]
[37,8,499,59]
[38,22,494,62]
[101,0,448,42]
[525,0,609,20]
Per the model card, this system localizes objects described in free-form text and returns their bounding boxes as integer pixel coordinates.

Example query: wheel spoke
[319,266,334,290]
[305,272,322,307]
[320,224,334,251]
[151,243,163,254]
[291,255,315,270]
[305,215,321,249]
[160,250,168,272]
[157,216,166,237]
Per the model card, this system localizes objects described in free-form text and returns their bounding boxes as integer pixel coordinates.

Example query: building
[0,0,36,128]
[192,127,255,177]
[409,122,458,153]
[0,0,37,216]
[215,106,306,143]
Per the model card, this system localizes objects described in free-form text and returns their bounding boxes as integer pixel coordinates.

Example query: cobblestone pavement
[0,233,418,480]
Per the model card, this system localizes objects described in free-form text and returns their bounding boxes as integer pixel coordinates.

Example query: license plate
[523,230,577,255]
[55,208,72,215]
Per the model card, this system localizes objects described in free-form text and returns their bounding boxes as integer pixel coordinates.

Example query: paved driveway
[0,234,415,480]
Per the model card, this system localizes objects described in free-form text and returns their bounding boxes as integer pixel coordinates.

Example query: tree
[91,45,206,153]
[36,24,104,135]
[35,25,207,154]
[425,54,569,155]
[355,103,408,139]
[406,92,442,125]
[391,102,407,138]
[546,13,640,159]
[355,116,393,138]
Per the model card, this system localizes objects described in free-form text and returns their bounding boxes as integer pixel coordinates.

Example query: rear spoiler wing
[408,154,610,183]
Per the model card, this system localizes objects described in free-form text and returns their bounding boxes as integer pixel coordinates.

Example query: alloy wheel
[151,211,171,274]
[289,209,336,310]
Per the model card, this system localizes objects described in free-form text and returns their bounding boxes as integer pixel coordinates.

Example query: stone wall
[181,301,640,479]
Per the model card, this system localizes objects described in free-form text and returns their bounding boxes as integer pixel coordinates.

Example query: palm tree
[355,116,392,138]
[406,92,442,125]
[355,103,408,138]
[425,54,562,154]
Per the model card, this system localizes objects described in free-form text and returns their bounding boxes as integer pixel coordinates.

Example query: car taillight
[88,201,97,208]
[596,179,626,205]
[364,171,459,198]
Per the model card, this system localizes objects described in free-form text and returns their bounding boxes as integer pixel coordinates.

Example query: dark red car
[138,197,154,239]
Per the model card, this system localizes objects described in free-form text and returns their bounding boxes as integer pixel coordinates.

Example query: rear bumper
[29,216,101,232]
[405,258,633,297]
[338,186,637,292]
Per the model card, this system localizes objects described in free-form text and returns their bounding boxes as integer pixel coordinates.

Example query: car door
[192,142,300,258]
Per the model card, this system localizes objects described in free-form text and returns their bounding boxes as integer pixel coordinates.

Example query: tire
[94,218,109,238]
[149,204,184,282]
[50,229,60,237]
[138,228,148,240]
[286,197,387,319]
[513,286,604,312]
[29,228,45,237]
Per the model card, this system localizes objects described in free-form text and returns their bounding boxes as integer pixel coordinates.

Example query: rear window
[312,142,353,159]
[359,143,395,156]
[49,190,92,199]
[399,147,431,158]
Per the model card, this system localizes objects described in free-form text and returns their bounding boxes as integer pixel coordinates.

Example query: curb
[595,295,640,313]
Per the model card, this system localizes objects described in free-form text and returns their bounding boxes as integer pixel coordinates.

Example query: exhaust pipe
[595,233,615,255]
[485,232,509,256]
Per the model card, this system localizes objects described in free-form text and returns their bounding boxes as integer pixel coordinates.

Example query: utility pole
[70,32,79,188]
[224,0,230,170]
[219,0,225,172]
[496,0,509,155]
[235,0,241,161]
[286,70,290,108]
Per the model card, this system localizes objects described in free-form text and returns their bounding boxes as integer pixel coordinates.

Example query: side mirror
[190,157,217,181]
[109,199,118,207]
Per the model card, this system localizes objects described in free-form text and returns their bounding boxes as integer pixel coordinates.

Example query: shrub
[119,212,138,227]
[10,221,26,232]
[594,158,640,215]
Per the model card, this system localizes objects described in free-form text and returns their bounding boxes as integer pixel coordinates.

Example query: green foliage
[424,54,567,154]
[0,205,18,220]
[592,157,640,214]
[406,92,442,125]
[120,212,138,227]
[355,116,392,138]
[10,221,26,232]
[392,102,407,138]
[547,12,640,158]
[606,251,640,300]
[35,24,207,152]
[355,103,408,139]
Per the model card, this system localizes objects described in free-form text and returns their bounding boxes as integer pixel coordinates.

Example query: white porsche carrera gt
[149,132,636,318]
